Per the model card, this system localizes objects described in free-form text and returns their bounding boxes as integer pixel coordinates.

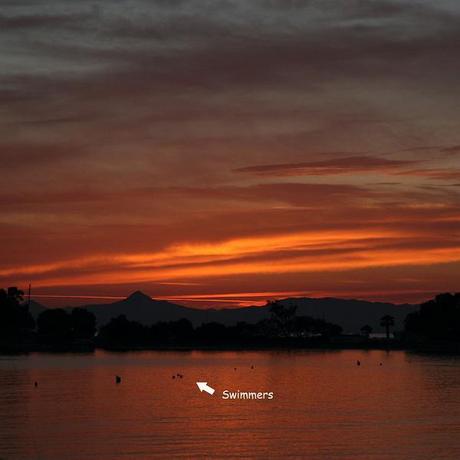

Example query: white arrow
[196,381,215,395]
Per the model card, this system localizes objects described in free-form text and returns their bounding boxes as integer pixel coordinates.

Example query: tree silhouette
[405,293,460,340]
[36,307,96,344]
[71,308,96,339]
[150,319,194,344]
[292,315,316,337]
[380,315,395,340]
[269,301,297,337]
[0,287,35,343]
[292,315,342,338]
[360,324,373,337]
[195,322,230,342]
[98,315,149,346]
[37,308,72,343]
[6,287,24,303]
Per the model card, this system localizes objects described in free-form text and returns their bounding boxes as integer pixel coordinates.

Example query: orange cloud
[6,228,460,293]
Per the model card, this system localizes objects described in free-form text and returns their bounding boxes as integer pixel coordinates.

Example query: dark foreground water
[1,350,460,459]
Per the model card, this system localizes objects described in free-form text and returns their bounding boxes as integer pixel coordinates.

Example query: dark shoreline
[3,340,460,354]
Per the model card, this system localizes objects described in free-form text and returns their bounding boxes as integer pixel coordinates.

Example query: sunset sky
[1,0,460,307]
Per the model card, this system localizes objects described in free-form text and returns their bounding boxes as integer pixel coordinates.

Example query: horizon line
[23,289,442,308]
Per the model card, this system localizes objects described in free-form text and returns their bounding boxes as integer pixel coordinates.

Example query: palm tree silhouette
[380,315,395,340]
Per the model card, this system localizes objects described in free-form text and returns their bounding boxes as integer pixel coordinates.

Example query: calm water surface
[1,350,460,459]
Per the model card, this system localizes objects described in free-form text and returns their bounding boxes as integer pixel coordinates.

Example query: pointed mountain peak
[126,291,152,302]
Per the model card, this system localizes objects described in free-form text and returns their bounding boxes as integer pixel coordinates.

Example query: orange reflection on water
[2,350,460,459]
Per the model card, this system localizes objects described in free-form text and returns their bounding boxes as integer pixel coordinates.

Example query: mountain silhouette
[81,293,194,327]
[30,291,417,333]
[126,290,152,302]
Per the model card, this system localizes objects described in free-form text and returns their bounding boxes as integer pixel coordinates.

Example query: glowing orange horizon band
[2,229,459,292]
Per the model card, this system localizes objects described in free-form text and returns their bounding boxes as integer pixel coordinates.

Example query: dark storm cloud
[2,0,459,162]
[15,20,460,90]
[2,0,460,99]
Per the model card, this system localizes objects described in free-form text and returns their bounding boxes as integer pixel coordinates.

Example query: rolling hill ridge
[30,291,417,333]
